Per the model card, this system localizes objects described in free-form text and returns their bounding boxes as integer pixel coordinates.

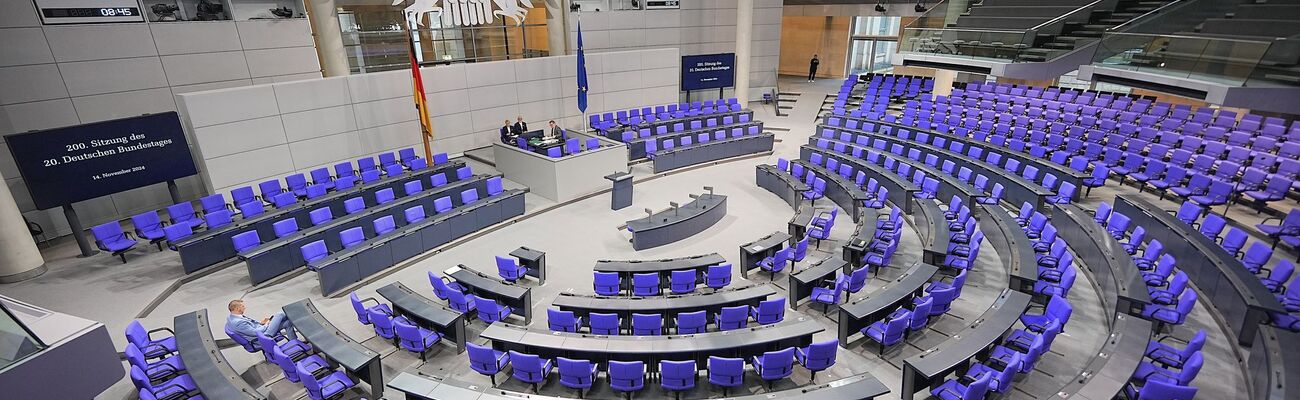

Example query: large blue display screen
[5,112,198,209]
[681,53,736,91]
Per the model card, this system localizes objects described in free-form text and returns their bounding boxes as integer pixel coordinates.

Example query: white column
[305,0,350,77]
[735,0,754,103]
[546,0,568,56]
[0,169,45,283]
[932,68,957,96]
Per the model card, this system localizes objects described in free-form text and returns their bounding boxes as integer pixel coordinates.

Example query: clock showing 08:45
[34,0,147,25]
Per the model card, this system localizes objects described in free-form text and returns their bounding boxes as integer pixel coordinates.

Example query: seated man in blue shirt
[225,299,298,342]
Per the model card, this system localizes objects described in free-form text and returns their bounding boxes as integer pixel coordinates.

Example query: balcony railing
[1091,32,1286,87]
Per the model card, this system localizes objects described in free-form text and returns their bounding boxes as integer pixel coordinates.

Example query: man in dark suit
[512,116,528,135]
[500,119,514,143]
[547,120,563,140]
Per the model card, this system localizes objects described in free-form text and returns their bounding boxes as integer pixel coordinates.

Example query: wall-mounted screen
[34,0,146,25]
[681,53,736,91]
[5,112,198,210]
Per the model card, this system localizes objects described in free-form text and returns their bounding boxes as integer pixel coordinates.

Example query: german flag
[409,48,432,140]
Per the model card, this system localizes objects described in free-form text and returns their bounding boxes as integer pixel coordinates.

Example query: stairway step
[1112,12,1142,17]
[1081,24,1112,30]
[1042,43,1077,49]
[1073,30,1104,37]
[1098,18,1128,24]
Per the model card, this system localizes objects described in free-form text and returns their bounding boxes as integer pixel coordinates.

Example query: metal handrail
[1103,31,1274,45]
[902,26,1029,35]
[901,0,951,29]
[1108,0,1188,31]
[1031,0,1105,30]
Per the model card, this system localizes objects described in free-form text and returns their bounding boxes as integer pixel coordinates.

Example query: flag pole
[404,16,434,162]
[579,12,588,137]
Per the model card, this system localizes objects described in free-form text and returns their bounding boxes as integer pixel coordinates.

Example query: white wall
[564,0,784,101]
[0,1,321,236]
[177,47,680,196]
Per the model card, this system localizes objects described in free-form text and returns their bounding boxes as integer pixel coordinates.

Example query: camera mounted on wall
[150,3,179,21]
[195,0,226,21]
[270,7,294,18]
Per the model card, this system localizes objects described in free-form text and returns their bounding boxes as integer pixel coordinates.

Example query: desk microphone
[669,202,680,216]
[703,186,714,196]
[644,208,654,219]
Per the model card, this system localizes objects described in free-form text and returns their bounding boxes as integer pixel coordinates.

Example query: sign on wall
[33,0,145,25]
[5,112,198,210]
[681,53,736,91]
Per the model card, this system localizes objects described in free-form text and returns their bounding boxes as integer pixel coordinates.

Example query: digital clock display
[42,7,139,18]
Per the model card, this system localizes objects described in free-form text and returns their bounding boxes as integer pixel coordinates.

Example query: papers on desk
[750,245,765,252]
[444,265,462,275]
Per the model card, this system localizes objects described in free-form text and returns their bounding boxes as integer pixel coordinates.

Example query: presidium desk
[493,130,628,202]
[626,193,727,250]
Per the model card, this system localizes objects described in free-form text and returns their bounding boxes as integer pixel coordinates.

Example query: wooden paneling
[778,16,851,79]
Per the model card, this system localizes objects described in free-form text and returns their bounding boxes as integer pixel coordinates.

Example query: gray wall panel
[161,52,253,86]
[0,28,55,67]
[43,24,158,62]
[151,22,243,55]
[60,57,170,97]
[70,88,177,123]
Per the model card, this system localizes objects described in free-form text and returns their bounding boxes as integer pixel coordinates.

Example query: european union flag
[576,20,588,113]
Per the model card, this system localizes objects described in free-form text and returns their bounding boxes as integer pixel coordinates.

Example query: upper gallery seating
[909,0,1176,62]
[1123,0,1300,85]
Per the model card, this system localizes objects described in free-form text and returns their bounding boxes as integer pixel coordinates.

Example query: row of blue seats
[963,81,1293,137]
[265,176,502,276]
[228,325,357,399]
[591,101,745,131]
[616,114,754,142]
[1157,202,1300,331]
[464,338,839,396]
[544,298,787,336]
[643,125,764,159]
[592,265,733,296]
[536,137,602,158]
[816,122,1082,205]
[590,98,740,126]
[903,89,1298,211]
[900,100,1297,208]
[122,320,195,400]
[88,149,450,262]
[930,293,1075,399]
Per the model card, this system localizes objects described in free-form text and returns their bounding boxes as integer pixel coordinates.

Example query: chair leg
[490,374,496,386]
[810,370,817,383]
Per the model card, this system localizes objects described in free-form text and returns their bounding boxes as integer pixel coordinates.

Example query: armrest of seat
[147,327,175,339]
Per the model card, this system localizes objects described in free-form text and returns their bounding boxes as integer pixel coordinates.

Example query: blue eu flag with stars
[577,20,588,113]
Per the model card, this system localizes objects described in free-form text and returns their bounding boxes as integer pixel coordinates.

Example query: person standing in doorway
[808,54,820,82]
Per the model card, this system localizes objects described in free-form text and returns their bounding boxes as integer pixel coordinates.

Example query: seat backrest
[755,298,785,324]
[309,207,333,225]
[609,360,646,389]
[301,240,328,263]
[590,312,619,334]
[804,339,839,369]
[718,305,748,329]
[405,205,426,224]
[670,270,696,292]
[374,215,396,235]
[548,309,577,332]
[435,196,453,213]
[631,313,662,335]
[340,227,365,248]
[232,230,261,253]
[558,357,594,384]
[759,348,796,377]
